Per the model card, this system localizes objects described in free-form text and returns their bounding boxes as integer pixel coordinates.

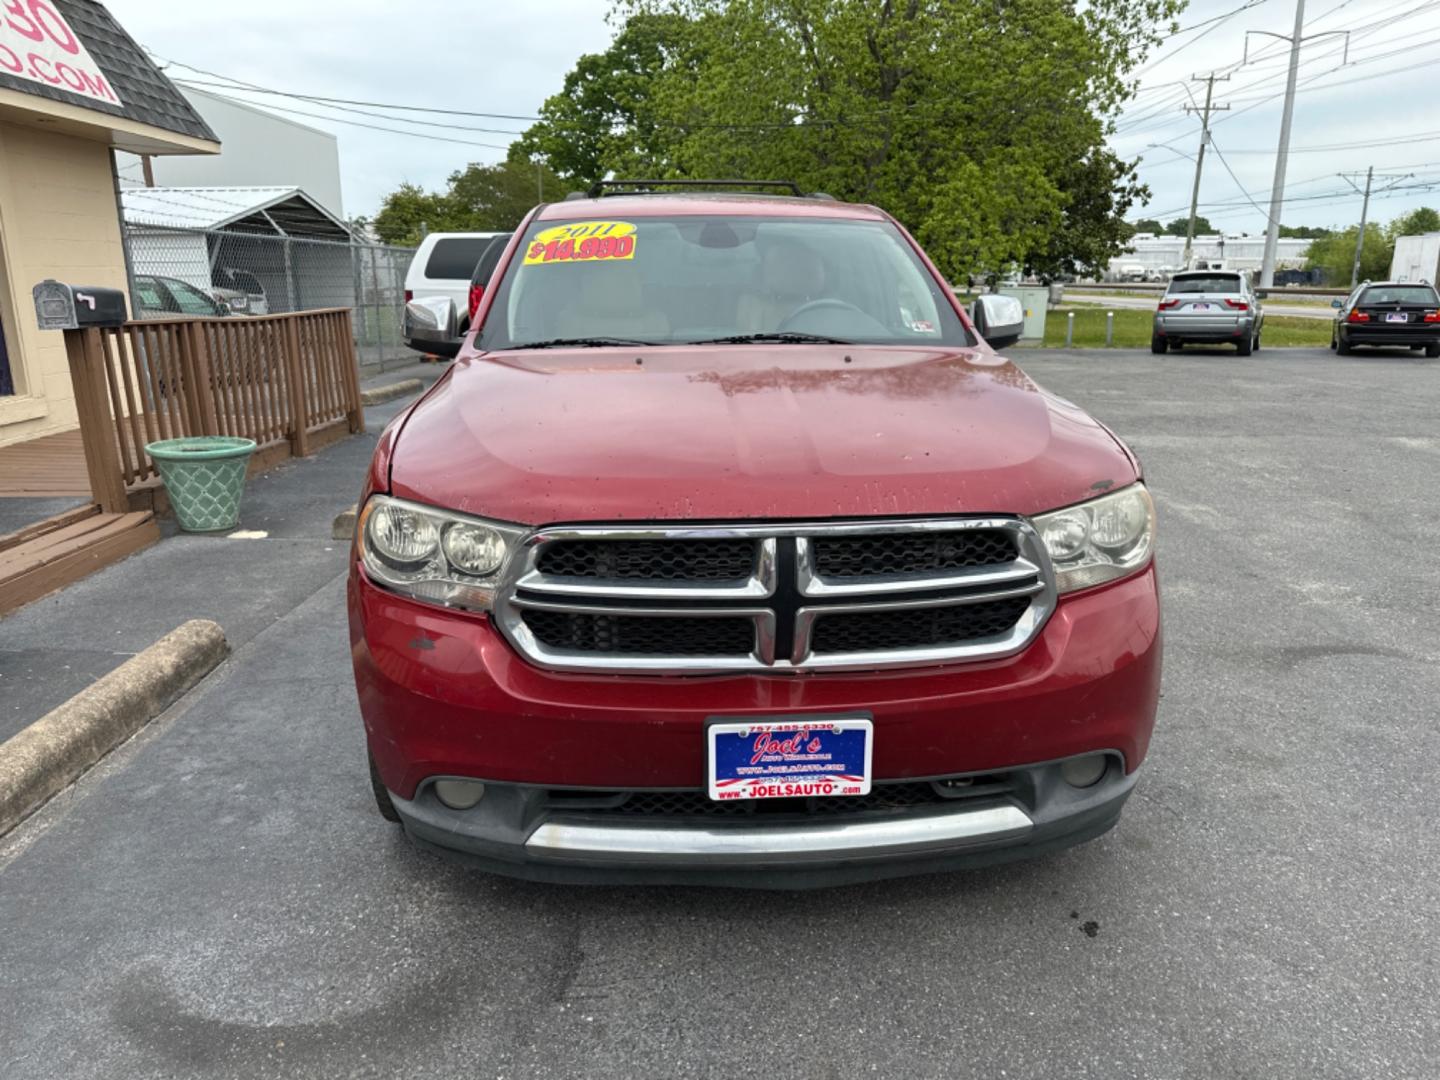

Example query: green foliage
[519,0,1182,281]
[1304,222,1390,286]
[1164,215,1214,236]
[1133,218,1164,234]
[372,159,573,245]
[1389,206,1440,238]
[1279,224,1332,239]
[514,12,695,184]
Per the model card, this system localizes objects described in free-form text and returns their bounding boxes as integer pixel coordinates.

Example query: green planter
[145,437,258,533]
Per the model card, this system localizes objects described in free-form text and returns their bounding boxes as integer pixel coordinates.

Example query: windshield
[1359,285,1438,305]
[478,213,971,349]
[1168,275,1243,294]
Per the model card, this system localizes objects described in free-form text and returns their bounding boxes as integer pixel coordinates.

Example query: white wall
[116,87,344,217]
[1107,236,1312,277]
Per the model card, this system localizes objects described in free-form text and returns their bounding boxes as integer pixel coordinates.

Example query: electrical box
[32,280,128,331]
[997,286,1050,340]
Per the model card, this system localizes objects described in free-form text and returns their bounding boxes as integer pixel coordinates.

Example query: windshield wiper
[688,332,853,345]
[510,336,661,349]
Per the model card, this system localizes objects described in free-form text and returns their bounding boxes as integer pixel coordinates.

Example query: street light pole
[1258,0,1306,289]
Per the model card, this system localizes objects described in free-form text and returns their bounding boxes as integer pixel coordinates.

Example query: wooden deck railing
[63,309,364,513]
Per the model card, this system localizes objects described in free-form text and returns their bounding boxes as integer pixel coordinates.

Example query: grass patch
[1036,307,1331,348]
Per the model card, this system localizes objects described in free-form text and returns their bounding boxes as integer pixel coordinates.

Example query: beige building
[0,0,219,449]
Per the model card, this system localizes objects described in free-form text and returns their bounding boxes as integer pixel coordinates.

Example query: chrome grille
[538,538,755,580]
[521,610,755,656]
[496,519,1056,674]
[811,530,1015,577]
[809,595,1033,654]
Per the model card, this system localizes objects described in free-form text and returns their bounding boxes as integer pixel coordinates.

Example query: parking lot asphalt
[2,346,1438,1079]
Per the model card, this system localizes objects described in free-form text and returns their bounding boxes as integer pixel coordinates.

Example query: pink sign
[0,0,122,107]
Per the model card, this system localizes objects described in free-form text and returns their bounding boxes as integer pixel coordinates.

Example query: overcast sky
[105,0,1440,234]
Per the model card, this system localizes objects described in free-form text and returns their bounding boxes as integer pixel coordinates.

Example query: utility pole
[1347,166,1373,289]
[1339,168,1414,287]
[1250,3,1350,288]
[1182,73,1230,272]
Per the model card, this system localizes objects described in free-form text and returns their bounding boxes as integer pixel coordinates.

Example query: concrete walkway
[0,362,442,743]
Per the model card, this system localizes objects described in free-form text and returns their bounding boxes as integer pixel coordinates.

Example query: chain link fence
[122,224,416,371]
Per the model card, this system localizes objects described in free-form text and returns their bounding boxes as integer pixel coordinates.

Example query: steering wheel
[777,298,867,331]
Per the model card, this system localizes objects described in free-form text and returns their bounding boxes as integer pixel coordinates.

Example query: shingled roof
[0,0,217,143]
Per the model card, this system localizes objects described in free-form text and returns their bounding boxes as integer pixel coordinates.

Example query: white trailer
[1389,233,1440,283]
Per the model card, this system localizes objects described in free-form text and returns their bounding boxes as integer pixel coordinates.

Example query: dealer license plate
[707,715,873,801]
[1386,312,1409,323]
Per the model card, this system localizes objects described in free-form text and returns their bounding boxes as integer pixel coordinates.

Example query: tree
[1389,206,1440,238]
[1279,224,1331,239]
[514,11,696,184]
[372,159,573,246]
[1133,218,1164,234]
[1305,223,1391,286]
[1164,215,1214,236]
[522,0,1183,281]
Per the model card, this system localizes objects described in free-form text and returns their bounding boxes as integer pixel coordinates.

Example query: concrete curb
[360,378,424,406]
[331,504,358,541]
[0,619,229,837]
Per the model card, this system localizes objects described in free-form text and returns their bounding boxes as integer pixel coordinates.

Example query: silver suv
[1151,270,1263,355]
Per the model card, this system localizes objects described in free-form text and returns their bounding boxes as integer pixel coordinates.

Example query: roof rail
[582,179,812,199]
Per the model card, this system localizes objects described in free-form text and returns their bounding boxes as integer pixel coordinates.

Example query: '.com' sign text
[0,0,121,107]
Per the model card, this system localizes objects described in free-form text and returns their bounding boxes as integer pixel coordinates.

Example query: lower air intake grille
[611,783,947,817]
[521,609,754,656]
[810,595,1031,654]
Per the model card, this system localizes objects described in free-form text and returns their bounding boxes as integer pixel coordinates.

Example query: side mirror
[404,296,458,342]
[971,293,1024,350]
[1330,299,1343,309]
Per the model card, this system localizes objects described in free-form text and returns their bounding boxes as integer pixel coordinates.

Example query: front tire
[1150,335,1166,355]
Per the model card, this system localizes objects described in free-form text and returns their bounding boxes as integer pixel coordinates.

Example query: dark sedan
[1331,281,1440,356]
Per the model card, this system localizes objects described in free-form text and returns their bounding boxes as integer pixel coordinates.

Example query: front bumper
[349,563,1160,884]
[391,756,1136,888]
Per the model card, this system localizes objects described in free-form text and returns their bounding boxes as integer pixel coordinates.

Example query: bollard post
[1065,311,1075,348]
[1105,311,1114,348]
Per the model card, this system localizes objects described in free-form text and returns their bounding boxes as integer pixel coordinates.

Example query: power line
[147,52,543,121]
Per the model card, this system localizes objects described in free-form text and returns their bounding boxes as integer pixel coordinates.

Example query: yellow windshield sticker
[524,221,637,265]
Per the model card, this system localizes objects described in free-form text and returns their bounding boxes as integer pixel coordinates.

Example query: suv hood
[389,345,1137,523]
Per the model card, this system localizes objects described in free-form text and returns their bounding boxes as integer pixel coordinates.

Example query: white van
[403,231,504,355]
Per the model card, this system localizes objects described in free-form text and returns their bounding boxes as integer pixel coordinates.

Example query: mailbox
[32,280,128,331]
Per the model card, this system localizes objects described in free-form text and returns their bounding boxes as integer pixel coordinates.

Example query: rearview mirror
[971,294,1025,350]
[1330,299,1343,309]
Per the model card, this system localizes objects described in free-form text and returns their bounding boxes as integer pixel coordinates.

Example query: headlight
[358,495,525,611]
[1031,483,1155,594]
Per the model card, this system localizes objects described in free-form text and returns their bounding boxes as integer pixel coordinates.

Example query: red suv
[348,181,1161,887]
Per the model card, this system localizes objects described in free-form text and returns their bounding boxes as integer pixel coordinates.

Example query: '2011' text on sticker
[524,221,636,265]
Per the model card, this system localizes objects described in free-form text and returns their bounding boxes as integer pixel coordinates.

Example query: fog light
[1060,754,1107,788]
[433,779,486,810]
